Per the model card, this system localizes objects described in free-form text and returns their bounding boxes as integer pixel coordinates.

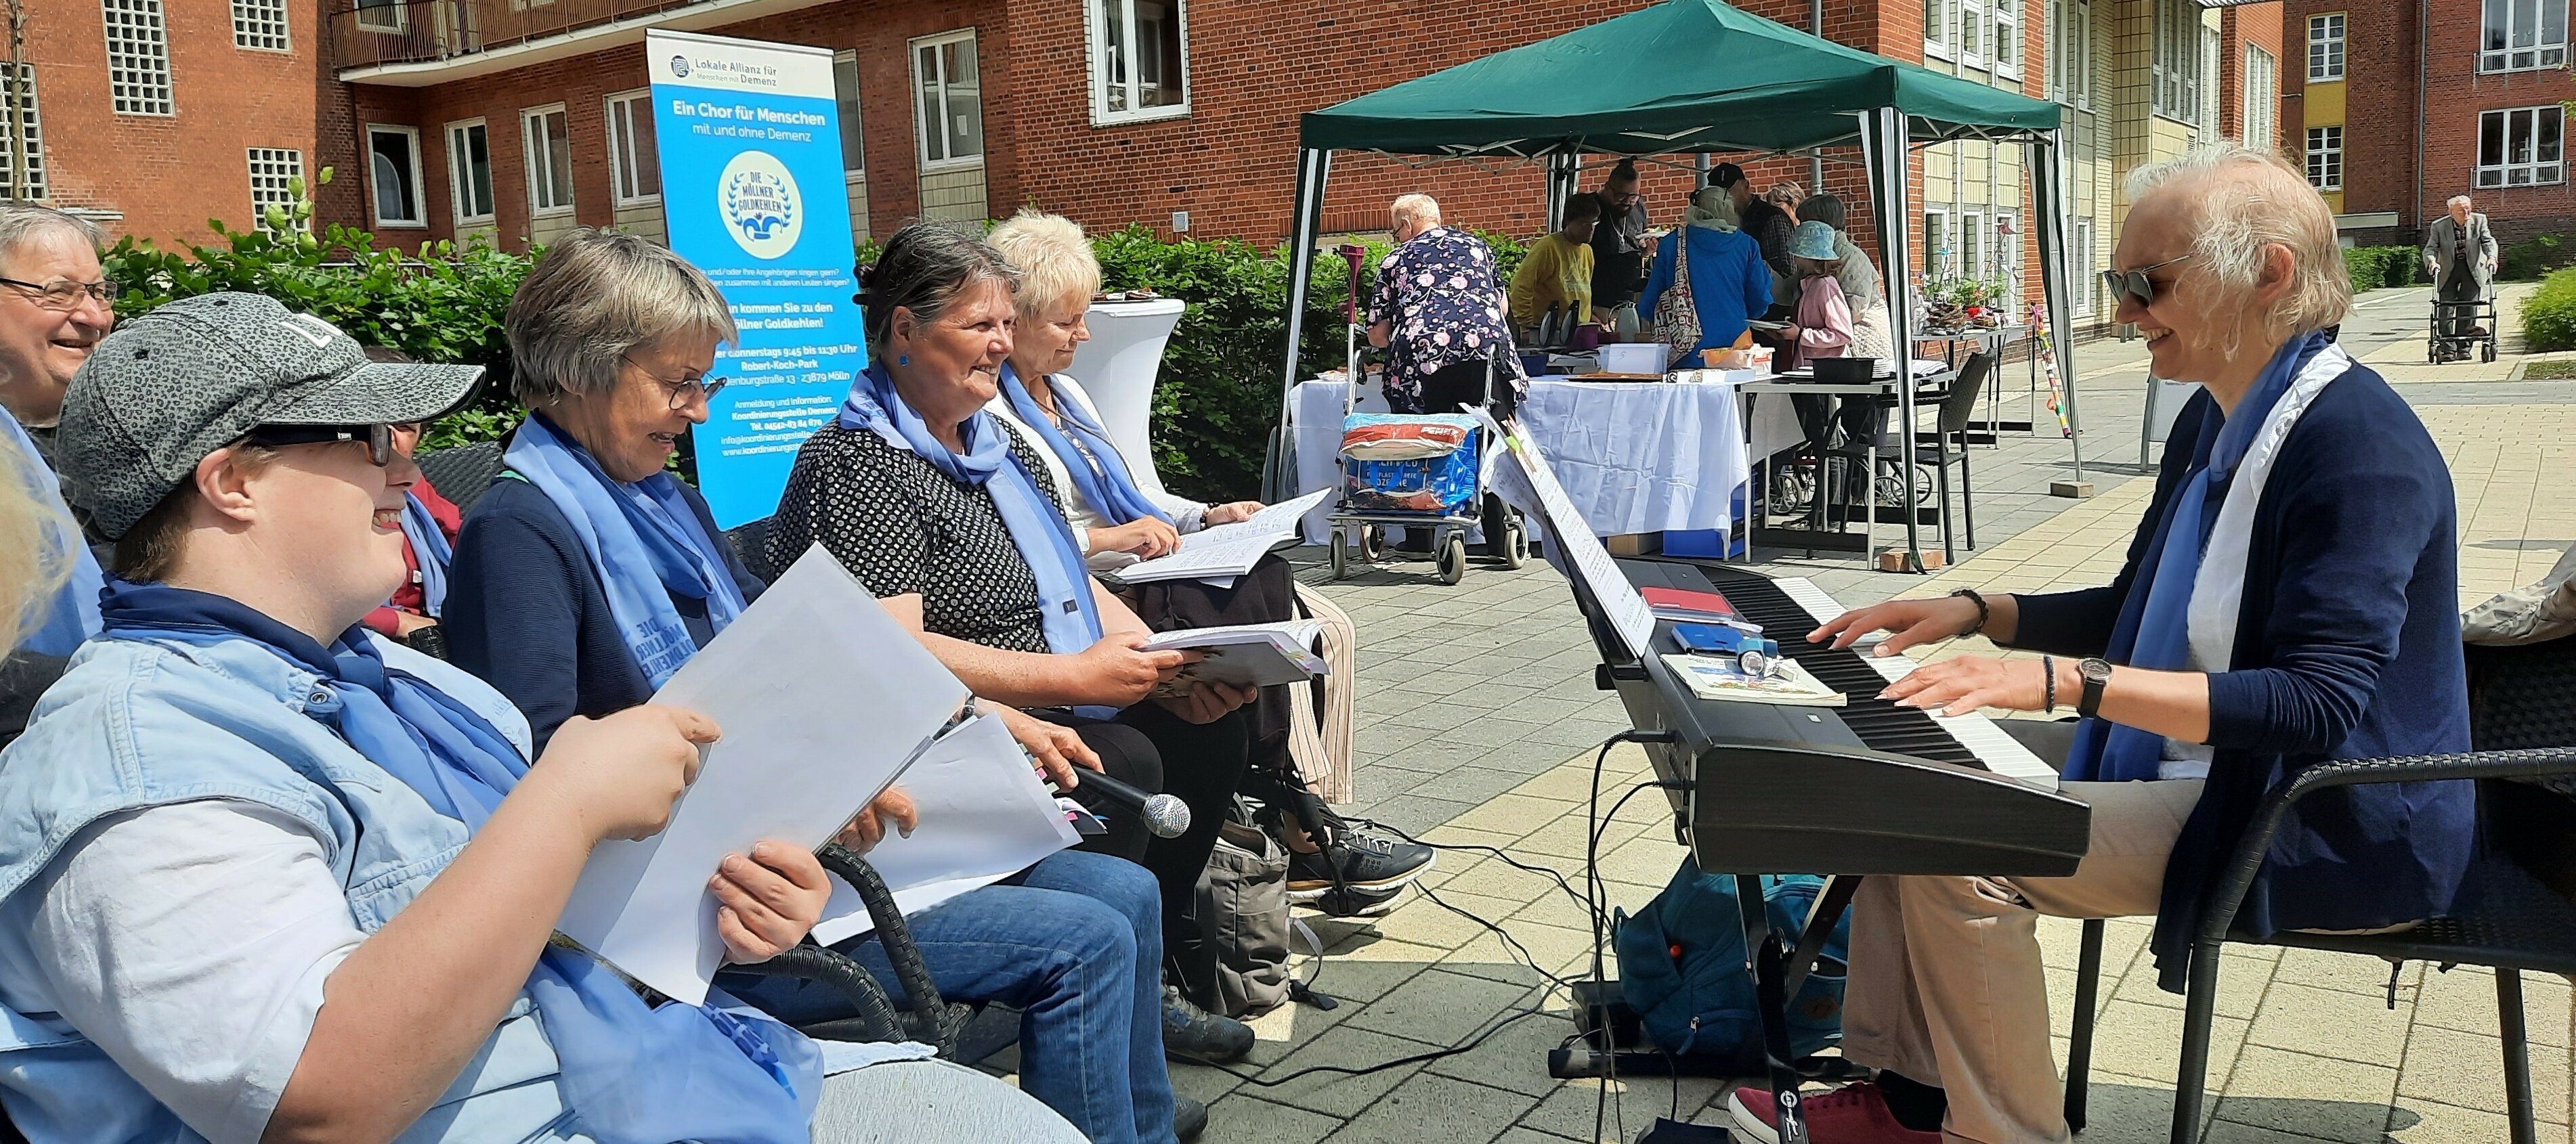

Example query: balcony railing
[331,0,714,72]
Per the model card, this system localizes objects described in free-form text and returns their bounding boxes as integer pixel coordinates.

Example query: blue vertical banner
[647,29,863,528]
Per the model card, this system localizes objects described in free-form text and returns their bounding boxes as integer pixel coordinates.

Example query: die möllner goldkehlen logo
[670,54,690,79]
[720,150,802,259]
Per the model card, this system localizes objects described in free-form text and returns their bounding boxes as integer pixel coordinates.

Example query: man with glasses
[0,204,115,745]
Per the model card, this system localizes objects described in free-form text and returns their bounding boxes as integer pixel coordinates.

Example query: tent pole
[1272,147,1330,502]
[2029,131,2084,483]
[1866,108,1925,572]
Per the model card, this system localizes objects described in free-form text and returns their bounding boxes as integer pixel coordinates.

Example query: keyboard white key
[1774,577,2061,789]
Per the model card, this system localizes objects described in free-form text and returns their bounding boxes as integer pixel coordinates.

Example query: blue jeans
[733,850,1177,1144]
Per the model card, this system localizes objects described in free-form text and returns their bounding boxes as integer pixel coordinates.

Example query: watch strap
[2076,657,2111,720]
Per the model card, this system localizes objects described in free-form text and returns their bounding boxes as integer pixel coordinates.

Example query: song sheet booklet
[1100,487,1337,586]
[555,544,1073,1005]
[1140,620,1329,688]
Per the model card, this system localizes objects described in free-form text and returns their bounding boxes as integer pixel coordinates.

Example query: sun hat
[1788,220,1841,262]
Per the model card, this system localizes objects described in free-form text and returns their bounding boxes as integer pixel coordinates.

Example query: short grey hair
[1765,181,1807,207]
[504,228,737,407]
[0,205,103,272]
[2448,194,2474,210]
[860,222,1020,355]
[2124,141,2349,357]
[1391,194,1442,230]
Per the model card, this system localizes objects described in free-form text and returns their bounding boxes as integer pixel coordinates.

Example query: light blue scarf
[837,363,1104,657]
[0,404,103,656]
[502,414,747,688]
[398,490,453,618]
[98,580,821,1144]
[997,364,1172,527]
[2064,332,2330,783]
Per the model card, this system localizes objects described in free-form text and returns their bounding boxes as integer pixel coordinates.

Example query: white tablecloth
[1516,380,1748,539]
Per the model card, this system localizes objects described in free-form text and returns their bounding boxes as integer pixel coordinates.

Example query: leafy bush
[2520,266,2576,351]
[2501,233,2569,281]
[2343,245,2422,292]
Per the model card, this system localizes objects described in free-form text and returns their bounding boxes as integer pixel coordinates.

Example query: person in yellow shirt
[1509,195,1598,338]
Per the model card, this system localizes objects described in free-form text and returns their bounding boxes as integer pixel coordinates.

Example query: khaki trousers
[1841,779,2206,1144]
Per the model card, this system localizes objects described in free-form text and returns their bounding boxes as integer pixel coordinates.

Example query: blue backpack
[1614,858,1851,1066]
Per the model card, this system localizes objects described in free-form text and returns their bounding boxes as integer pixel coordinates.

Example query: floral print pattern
[1367,226,1520,405]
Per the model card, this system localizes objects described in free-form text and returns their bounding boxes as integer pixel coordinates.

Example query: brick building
[2283,0,2573,248]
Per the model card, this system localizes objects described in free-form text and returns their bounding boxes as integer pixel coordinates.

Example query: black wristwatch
[2076,657,2113,719]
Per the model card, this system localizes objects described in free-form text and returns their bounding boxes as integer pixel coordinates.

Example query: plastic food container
[1598,343,1669,376]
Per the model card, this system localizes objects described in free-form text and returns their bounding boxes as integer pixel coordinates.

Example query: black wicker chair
[2062,638,2576,1144]
[414,439,509,513]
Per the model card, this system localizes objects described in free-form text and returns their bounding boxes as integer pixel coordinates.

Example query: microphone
[1069,770,1192,839]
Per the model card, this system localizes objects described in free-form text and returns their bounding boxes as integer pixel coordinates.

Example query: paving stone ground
[1146,284,2574,1143]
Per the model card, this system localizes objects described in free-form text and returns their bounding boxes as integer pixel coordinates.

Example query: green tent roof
[1299,0,2059,156]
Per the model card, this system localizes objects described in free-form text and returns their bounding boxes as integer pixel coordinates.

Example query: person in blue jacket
[1734,144,2475,1144]
[1639,198,1773,364]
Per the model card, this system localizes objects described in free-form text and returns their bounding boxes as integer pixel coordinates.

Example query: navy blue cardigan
[2009,363,2474,991]
[442,473,767,753]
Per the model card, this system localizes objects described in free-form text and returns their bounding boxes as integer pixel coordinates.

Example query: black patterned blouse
[767,420,1065,653]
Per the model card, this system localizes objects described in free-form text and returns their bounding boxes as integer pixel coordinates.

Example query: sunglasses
[2101,253,2195,309]
[245,423,397,467]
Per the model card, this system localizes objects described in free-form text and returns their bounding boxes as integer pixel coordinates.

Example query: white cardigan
[986,372,1207,571]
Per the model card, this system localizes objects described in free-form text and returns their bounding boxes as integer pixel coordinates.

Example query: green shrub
[2520,266,2576,351]
[2343,245,2423,292]
[2501,233,2569,281]
[2342,246,2382,292]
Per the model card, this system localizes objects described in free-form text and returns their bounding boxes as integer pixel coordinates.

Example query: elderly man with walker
[2424,194,2497,361]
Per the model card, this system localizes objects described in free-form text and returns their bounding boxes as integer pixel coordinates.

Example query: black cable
[1411,882,1588,992]
[1173,1006,1560,1086]
[1348,818,1592,921]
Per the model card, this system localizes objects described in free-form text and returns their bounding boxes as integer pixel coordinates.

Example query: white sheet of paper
[555,545,969,1005]
[1476,409,1657,662]
[810,711,1079,945]
[1107,488,1336,584]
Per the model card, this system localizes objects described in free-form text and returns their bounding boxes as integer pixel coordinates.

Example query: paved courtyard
[1128,284,2576,1144]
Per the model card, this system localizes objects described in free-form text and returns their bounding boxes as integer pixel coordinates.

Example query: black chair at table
[2061,636,2576,1144]
[1820,351,1993,563]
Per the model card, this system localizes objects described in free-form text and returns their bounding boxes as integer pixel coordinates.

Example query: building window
[231,0,290,51]
[2243,45,2278,154]
[1090,0,1188,123]
[1925,208,1952,280]
[1994,0,2020,74]
[446,120,493,225]
[1927,0,1953,57]
[2478,106,2566,187]
[2307,13,2345,81]
[2151,0,2204,125]
[911,30,983,169]
[247,148,305,234]
[832,50,865,175]
[2048,0,2091,107]
[102,0,175,116]
[366,125,425,228]
[1961,210,1987,284]
[605,91,660,205]
[355,0,406,32]
[2072,216,2096,315]
[1996,212,2021,299]
[0,65,42,202]
[1960,0,1986,66]
[2483,0,2569,72]
[2304,126,2343,190]
[521,104,574,215]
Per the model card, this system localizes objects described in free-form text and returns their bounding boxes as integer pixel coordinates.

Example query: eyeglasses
[0,276,116,311]
[245,423,397,467]
[622,355,728,410]
[2101,253,2194,309]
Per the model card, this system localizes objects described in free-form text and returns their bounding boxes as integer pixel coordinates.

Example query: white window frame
[2307,13,2346,81]
[2305,125,2343,191]
[1995,211,2022,299]
[1926,0,1954,59]
[1961,209,1987,286]
[2071,216,2096,315]
[1925,207,1954,280]
[365,124,427,229]
[1994,0,2021,76]
[231,0,291,51]
[355,0,406,33]
[2151,0,2203,126]
[446,118,494,225]
[2483,0,2570,72]
[246,147,305,234]
[910,28,984,172]
[1960,0,1987,67]
[520,103,574,217]
[1087,0,1191,126]
[2243,45,2278,154]
[2478,105,2567,188]
[605,89,660,207]
[102,0,175,117]
[832,49,865,176]
[0,64,43,202]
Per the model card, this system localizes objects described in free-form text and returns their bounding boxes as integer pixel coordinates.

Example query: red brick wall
[2422,1,2576,242]
[26,0,332,246]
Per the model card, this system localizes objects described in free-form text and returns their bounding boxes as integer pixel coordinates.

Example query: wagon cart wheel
[1436,534,1468,585]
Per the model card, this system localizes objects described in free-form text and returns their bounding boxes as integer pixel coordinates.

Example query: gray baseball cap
[60,292,485,539]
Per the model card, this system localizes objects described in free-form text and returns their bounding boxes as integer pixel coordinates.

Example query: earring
[897,355,909,366]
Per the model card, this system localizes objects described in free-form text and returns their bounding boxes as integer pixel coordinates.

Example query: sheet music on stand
[1474,410,1656,663]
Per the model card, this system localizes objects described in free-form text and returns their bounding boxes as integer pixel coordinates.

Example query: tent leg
[1271,148,1331,503]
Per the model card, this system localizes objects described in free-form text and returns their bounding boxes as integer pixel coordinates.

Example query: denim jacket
[0,631,585,1144]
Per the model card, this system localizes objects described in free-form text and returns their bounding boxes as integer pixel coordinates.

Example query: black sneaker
[1310,879,1407,918]
[1285,825,1436,903]
[1174,1096,1209,1141]
[1163,984,1254,1063]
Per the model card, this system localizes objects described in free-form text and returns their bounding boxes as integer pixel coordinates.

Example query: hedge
[2521,266,2576,351]
[100,194,1528,502]
[2501,233,2571,282]
[2342,245,2422,292]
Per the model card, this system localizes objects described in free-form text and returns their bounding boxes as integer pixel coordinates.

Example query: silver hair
[859,222,1021,355]
[2123,141,2349,357]
[0,205,103,271]
[2448,194,2474,210]
[1764,181,1807,207]
[504,228,737,407]
[1391,194,1442,230]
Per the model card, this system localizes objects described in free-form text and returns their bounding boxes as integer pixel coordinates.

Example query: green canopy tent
[1274,0,2084,568]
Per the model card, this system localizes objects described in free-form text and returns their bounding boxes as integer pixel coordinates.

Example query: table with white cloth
[1735,360,1955,563]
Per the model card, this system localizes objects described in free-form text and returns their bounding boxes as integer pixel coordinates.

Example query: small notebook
[1660,653,1846,707]
[1641,586,1740,623]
